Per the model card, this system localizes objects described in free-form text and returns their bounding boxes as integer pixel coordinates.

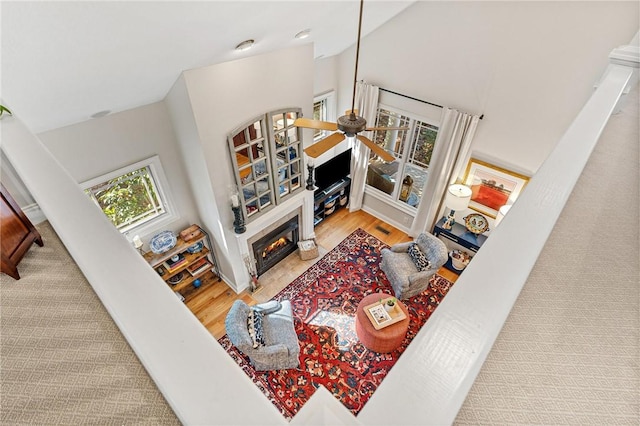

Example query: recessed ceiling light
[90,110,111,119]
[295,29,311,40]
[235,39,255,51]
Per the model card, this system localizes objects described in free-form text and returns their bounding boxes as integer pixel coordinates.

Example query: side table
[355,292,410,353]
[433,217,487,273]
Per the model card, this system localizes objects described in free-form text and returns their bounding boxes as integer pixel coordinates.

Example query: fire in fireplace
[252,216,299,276]
[262,237,288,259]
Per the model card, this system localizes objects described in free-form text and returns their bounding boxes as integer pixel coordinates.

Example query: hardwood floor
[186,209,458,339]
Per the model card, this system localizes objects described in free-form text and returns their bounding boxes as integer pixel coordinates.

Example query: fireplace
[252,216,299,276]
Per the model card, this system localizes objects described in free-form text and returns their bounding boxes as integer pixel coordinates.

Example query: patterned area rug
[218,228,453,419]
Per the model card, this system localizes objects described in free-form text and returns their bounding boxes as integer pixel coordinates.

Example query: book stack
[164,253,186,273]
[187,257,212,276]
[368,304,392,327]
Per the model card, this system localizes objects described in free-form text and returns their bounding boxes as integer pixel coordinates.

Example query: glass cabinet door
[268,108,303,204]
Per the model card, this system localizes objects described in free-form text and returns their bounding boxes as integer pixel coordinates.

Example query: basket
[297,239,319,260]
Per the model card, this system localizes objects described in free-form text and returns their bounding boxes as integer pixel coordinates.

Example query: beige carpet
[455,86,640,423]
[0,222,179,425]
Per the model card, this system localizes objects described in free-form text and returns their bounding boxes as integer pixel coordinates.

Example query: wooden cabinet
[313,177,350,226]
[143,226,220,302]
[1,183,43,279]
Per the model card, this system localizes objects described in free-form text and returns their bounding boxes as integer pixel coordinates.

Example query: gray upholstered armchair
[380,232,448,300]
[225,299,300,371]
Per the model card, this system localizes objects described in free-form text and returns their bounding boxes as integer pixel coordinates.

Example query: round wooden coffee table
[355,292,410,353]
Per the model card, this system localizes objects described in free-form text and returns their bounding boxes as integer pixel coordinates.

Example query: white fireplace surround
[234,189,315,290]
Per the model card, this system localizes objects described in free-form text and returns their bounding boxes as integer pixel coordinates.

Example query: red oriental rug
[218,228,454,420]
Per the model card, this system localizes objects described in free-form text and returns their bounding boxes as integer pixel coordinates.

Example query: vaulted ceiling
[1,1,413,133]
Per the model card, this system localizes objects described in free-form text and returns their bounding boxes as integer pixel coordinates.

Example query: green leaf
[0,105,12,116]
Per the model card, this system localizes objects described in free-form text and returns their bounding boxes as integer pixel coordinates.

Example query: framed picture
[462,158,529,218]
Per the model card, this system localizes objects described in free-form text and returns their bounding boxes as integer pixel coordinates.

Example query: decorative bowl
[463,213,489,235]
[167,272,184,285]
[186,241,204,254]
[149,230,177,254]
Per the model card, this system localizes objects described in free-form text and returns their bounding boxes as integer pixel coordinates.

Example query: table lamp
[442,184,472,230]
[494,204,512,227]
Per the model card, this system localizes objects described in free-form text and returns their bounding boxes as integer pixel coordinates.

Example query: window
[366,106,438,209]
[81,156,177,234]
[313,91,336,141]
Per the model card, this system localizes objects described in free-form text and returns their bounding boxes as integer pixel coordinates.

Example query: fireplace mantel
[232,189,315,291]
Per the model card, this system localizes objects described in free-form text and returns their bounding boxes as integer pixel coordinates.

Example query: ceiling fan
[294,0,407,163]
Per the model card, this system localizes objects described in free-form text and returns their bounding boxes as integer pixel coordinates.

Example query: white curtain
[409,108,480,236]
[349,81,379,212]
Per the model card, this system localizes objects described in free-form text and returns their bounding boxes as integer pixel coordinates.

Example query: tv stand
[313,177,351,226]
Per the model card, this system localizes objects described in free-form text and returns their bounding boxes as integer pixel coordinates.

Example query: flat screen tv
[314,148,352,193]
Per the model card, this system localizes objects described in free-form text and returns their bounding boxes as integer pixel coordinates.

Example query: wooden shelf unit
[313,177,350,226]
[143,226,220,302]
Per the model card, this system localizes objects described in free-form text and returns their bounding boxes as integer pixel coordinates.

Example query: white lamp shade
[445,184,472,211]
[494,204,512,227]
[132,235,143,249]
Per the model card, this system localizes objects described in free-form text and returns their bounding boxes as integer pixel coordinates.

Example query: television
[314,148,352,193]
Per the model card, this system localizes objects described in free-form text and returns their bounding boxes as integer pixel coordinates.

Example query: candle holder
[232,205,246,234]
[306,161,315,191]
[132,235,146,255]
[230,190,246,234]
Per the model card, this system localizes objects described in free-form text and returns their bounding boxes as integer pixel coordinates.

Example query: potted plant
[383,297,396,312]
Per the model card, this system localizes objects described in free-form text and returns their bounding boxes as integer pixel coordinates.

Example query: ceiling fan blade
[294,118,338,131]
[304,132,346,158]
[365,126,410,131]
[357,135,395,163]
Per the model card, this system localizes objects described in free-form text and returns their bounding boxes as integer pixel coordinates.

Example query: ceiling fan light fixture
[235,39,255,52]
[293,0,404,164]
[294,29,311,40]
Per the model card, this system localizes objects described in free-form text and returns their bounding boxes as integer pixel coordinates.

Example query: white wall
[166,44,315,291]
[164,75,234,283]
[340,1,637,172]
[334,0,638,230]
[314,55,339,97]
[37,101,199,242]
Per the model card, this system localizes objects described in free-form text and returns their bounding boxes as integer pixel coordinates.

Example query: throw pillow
[408,243,431,271]
[246,310,265,349]
[254,300,282,315]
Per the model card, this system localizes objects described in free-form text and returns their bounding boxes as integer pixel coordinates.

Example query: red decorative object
[219,228,454,419]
